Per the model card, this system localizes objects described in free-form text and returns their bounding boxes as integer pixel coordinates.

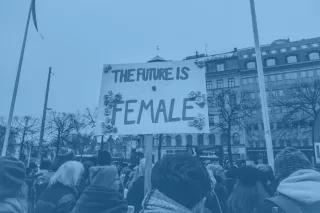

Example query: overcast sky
[1,0,320,117]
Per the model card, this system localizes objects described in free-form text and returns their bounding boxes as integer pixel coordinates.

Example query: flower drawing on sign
[103,90,122,133]
[103,64,112,73]
[102,122,117,134]
[189,114,206,130]
[188,91,207,108]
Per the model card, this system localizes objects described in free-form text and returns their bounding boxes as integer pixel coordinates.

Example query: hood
[72,186,127,213]
[89,166,118,189]
[141,190,192,213]
[277,169,320,205]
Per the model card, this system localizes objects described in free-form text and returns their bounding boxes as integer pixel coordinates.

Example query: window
[232,133,240,145]
[307,70,314,78]
[308,52,320,61]
[217,79,223,88]
[276,74,283,81]
[165,136,172,146]
[287,55,298,64]
[284,72,297,80]
[312,43,319,48]
[271,50,277,54]
[242,78,249,85]
[301,45,308,49]
[209,115,215,124]
[246,61,256,69]
[175,135,182,146]
[280,48,287,53]
[221,134,228,146]
[186,135,193,146]
[243,54,249,59]
[268,75,276,82]
[209,134,215,145]
[228,78,235,88]
[266,58,276,67]
[217,63,225,72]
[300,71,307,78]
[197,134,204,146]
[206,81,213,89]
[290,47,297,51]
[249,92,256,99]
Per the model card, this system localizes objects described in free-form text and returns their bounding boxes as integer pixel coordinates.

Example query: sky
[1,0,320,118]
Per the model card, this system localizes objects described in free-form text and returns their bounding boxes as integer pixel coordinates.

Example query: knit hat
[274,147,312,181]
[89,165,118,189]
[0,157,26,199]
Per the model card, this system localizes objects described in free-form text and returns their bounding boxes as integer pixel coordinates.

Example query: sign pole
[1,1,33,157]
[144,135,153,195]
[249,0,274,168]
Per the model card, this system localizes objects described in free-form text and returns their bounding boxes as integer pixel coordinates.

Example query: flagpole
[249,0,274,168]
[1,1,33,156]
[38,67,52,161]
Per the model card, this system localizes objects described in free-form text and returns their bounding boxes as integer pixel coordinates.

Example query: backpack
[266,195,320,213]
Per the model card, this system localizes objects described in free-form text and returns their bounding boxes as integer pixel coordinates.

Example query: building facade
[205,37,320,163]
[151,37,320,163]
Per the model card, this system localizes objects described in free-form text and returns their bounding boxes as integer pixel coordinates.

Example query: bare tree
[209,89,256,165]
[0,117,22,156]
[69,112,96,156]
[273,79,320,148]
[47,111,75,156]
[13,116,39,160]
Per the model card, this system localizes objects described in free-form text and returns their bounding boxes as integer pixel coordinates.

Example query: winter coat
[126,176,144,213]
[141,190,193,213]
[0,198,27,213]
[72,165,127,213]
[261,169,320,213]
[71,186,127,213]
[35,182,77,213]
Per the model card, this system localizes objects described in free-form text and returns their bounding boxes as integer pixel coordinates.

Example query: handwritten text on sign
[97,60,209,135]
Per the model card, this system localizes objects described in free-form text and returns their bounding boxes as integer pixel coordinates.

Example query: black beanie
[0,157,26,199]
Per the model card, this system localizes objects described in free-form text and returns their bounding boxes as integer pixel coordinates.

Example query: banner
[97,60,209,135]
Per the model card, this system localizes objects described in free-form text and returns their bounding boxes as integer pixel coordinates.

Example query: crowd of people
[0,147,320,213]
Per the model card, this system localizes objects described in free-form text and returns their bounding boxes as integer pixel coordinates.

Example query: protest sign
[97,60,209,135]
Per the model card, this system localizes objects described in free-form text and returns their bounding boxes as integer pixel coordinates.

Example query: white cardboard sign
[97,60,209,135]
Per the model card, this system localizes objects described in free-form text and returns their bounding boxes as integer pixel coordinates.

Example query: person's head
[228,166,269,213]
[49,161,84,188]
[151,154,211,211]
[0,157,26,200]
[97,150,111,166]
[274,147,312,182]
[256,164,275,195]
[89,165,120,191]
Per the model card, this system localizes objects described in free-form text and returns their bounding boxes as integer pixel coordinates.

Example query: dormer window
[217,63,225,72]
[246,61,256,69]
[308,52,320,61]
[286,55,298,64]
[266,58,276,67]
